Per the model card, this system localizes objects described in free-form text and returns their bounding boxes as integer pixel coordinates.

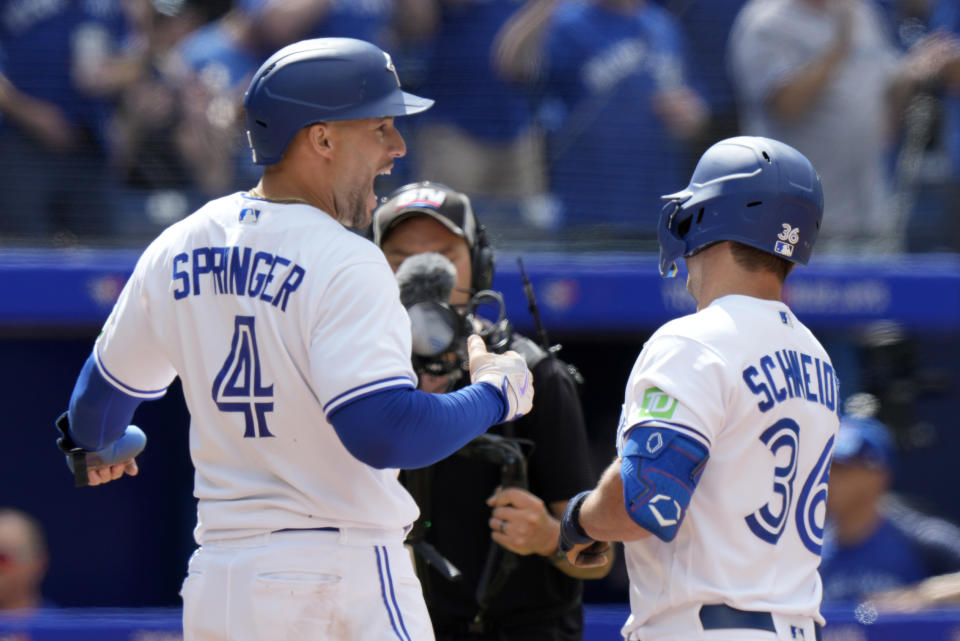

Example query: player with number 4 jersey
[53,38,534,641]
[558,136,839,641]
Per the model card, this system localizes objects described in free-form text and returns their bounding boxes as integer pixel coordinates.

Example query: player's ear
[305,122,333,158]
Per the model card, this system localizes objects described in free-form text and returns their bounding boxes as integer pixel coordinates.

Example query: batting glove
[467,334,534,423]
[55,413,147,488]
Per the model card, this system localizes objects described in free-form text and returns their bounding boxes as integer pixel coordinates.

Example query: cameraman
[373,182,612,641]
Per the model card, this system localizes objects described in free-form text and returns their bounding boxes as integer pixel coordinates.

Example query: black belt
[273,527,339,534]
[699,604,822,640]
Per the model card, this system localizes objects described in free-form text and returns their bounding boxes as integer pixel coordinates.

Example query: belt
[273,527,339,534]
[699,604,822,641]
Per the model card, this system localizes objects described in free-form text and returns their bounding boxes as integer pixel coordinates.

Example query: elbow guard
[620,426,709,542]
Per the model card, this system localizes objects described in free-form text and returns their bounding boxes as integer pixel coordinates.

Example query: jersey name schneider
[742,348,839,414]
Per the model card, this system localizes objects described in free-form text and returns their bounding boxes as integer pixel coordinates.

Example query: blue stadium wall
[4,249,960,611]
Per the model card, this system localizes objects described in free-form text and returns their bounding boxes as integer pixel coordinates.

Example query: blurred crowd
[5,0,960,251]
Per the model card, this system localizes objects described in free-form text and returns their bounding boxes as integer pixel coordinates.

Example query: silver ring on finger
[499,519,507,534]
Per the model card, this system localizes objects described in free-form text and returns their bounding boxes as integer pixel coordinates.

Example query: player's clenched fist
[467,334,534,422]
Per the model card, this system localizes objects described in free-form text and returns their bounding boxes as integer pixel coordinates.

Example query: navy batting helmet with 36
[243,38,434,165]
[657,136,823,278]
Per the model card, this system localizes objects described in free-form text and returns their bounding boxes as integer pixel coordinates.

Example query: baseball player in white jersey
[53,38,534,641]
[558,137,839,641]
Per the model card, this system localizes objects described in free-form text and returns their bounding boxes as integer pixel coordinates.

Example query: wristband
[558,490,594,553]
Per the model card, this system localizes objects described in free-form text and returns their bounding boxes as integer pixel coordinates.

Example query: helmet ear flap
[657,200,689,278]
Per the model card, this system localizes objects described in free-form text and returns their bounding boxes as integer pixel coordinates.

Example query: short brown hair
[729,241,793,281]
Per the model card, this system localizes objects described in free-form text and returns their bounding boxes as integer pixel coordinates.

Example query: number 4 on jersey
[212,316,275,438]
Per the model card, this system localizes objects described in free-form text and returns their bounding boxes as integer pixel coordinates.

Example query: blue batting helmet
[657,136,823,278]
[243,38,434,165]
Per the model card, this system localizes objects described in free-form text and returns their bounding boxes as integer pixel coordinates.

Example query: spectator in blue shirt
[922,0,960,251]
[820,413,960,603]
[102,0,208,241]
[0,0,126,240]
[495,0,707,242]
[411,0,553,239]
[654,0,749,167]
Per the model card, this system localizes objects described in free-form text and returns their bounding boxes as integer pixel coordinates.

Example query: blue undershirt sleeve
[328,382,506,469]
[68,350,143,451]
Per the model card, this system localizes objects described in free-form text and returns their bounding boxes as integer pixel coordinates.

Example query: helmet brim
[394,91,434,116]
[660,189,693,203]
[349,90,433,120]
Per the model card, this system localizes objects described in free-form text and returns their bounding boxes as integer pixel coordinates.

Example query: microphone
[395,252,461,358]
[396,252,457,308]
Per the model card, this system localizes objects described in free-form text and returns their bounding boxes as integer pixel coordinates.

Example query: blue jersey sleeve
[327,382,506,469]
[68,350,144,451]
[620,425,710,542]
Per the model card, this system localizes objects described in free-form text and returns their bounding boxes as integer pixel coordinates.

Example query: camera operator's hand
[487,486,559,556]
[468,334,534,422]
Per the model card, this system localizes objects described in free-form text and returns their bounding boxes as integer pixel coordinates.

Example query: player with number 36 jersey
[558,136,839,641]
[616,295,838,637]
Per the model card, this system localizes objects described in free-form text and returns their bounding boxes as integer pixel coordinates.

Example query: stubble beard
[336,183,371,229]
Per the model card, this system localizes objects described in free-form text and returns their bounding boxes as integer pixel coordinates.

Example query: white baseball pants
[181,527,434,641]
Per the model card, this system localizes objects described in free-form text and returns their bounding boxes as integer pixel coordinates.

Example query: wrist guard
[558,490,594,553]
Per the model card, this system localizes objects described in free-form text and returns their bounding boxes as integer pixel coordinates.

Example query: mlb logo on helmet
[774,241,794,257]
[774,223,800,257]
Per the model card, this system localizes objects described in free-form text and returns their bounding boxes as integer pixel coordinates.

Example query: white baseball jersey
[94,192,420,543]
[615,295,840,638]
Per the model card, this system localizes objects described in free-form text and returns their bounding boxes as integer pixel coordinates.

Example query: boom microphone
[396,252,457,308]
[395,253,460,358]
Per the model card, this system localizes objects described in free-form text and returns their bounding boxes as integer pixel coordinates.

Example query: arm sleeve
[328,382,506,469]
[67,349,143,450]
[619,426,709,542]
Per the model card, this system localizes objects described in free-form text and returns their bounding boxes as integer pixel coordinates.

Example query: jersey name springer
[172,246,306,311]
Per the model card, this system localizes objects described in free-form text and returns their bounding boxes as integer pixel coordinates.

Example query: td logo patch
[637,387,678,420]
